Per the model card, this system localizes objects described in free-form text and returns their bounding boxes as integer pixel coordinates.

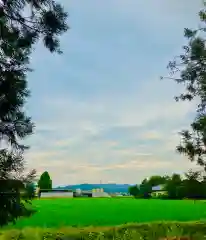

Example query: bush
[0,179,37,226]
[23,183,36,200]
[158,195,169,200]
[0,222,206,240]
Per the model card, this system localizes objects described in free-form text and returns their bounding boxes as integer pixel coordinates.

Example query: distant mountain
[54,184,132,193]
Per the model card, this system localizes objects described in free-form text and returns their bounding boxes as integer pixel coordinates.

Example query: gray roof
[152,185,165,191]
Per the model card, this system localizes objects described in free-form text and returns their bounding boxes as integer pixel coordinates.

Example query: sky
[24,0,203,186]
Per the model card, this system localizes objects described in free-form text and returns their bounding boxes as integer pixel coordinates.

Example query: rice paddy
[4,198,206,230]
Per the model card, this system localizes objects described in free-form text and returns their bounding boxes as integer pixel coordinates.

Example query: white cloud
[23,0,202,186]
[25,145,201,186]
[33,75,196,132]
[25,75,198,185]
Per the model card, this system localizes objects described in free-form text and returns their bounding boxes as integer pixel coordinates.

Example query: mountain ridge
[54,183,132,193]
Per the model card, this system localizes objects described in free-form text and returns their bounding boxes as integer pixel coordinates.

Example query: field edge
[1,221,206,234]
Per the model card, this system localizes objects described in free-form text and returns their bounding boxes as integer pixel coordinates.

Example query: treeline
[129,170,206,199]
[27,171,53,198]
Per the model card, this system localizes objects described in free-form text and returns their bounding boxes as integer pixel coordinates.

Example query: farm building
[35,187,111,198]
[74,188,111,197]
[92,188,111,197]
[74,189,93,197]
[40,189,74,198]
[151,184,167,197]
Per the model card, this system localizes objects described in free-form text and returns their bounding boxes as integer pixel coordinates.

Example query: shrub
[158,195,169,200]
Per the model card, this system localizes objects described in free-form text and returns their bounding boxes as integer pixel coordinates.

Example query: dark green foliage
[162,170,206,200]
[135,172,206,200]
[38,171,52,190]
[0,179,24,225]
[0,150,36,226]
[0,0,68,226]
[0,0,68,55]
[0,179,35,226]
[128,179,152,199]
[24,183,36,200]
[200,177,206,198]
[147,175,168,187]
[164,174,182,199]
[139,179,152,198]
[164,2,206,171]
[128,185,140,197]
[179,170,204,199]
[0,33,33,151]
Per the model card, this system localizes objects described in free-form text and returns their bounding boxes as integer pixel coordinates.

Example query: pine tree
[38,171,52,190]
[0,0,68,226]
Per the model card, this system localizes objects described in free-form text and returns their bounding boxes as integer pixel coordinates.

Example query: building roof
[152,185,165,191]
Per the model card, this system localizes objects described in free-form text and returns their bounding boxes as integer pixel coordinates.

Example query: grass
[3,198,206,229]
[1,222,206,240]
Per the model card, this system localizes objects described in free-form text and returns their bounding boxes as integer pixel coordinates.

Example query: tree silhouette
[164,2,206,171]
[38,171,52,190]
[0,0,68,226]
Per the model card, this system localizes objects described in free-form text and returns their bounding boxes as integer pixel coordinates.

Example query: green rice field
[5,198,206,229]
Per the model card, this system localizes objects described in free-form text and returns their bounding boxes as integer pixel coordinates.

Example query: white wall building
[40,191,73,198]
[92,188,111,198]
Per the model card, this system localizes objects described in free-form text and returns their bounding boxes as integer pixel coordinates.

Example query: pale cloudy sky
[24,0,202,186]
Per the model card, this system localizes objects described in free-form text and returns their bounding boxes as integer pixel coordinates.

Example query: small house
[151,184,167,197]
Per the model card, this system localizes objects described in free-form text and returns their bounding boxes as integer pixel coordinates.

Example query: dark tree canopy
[147,175,168,187]
[24,182,36,199]
[38,171,52,190]
[0,0,68,54]
[164,174,182,199]
[139,179,152,199]
[163,171,206,200]
[130,172,206,200]
[128,185,139,197]
[0,0,68,226]
[0,150,36,226]
[0,149,36,181]
[164,2,206,171]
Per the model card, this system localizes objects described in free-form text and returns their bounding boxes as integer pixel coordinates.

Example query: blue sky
[24,0,202,186]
